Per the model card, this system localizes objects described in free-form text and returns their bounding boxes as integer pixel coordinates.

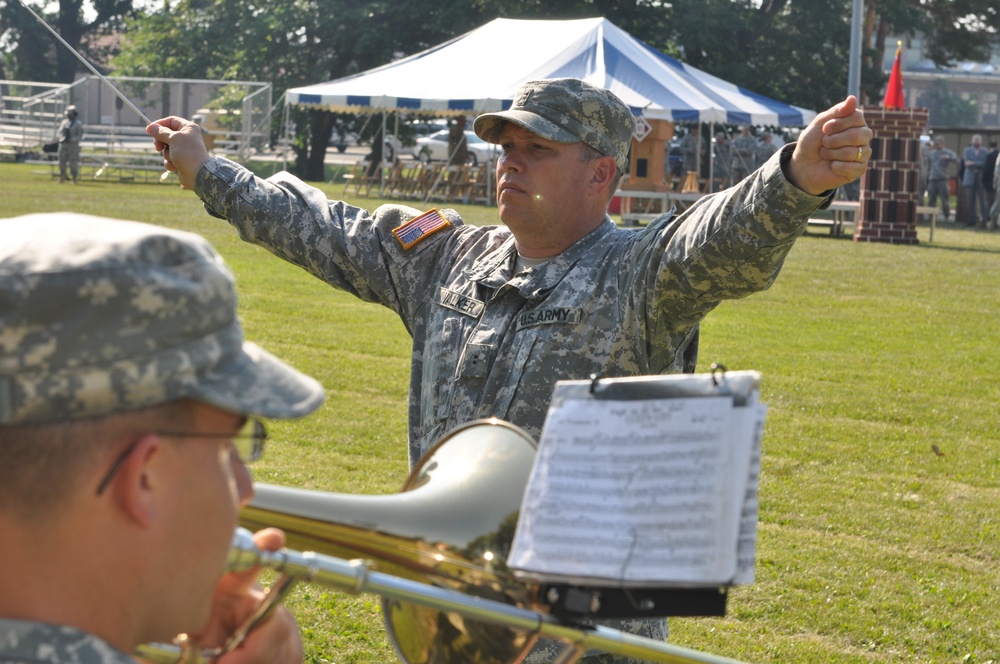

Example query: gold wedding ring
[854,146,864,163]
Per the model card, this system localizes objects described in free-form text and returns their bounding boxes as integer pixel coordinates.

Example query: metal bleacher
[1,76,271,183]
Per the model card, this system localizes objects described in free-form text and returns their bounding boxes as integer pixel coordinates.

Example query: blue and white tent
[287,17,814,127]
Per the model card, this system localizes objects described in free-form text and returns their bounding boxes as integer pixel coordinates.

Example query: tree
[114,0,488,180]
[917,79,979,127]
[470,0,670,43]
[903,0,999,67]
[1,0,133,82]
[107,0,1000,180]
[646,0,998,114]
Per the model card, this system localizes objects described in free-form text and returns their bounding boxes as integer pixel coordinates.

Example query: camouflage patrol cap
[473,78,636,173]
[0,213,325,425]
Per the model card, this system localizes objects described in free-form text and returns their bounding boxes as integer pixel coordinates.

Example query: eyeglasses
[95,418,267,496]
[158,418,267,465]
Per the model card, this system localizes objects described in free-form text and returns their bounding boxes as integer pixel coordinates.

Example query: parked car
[406,118,449,138]
[413,130,499,166]
[383,134,404,162]
[328,131,403,160]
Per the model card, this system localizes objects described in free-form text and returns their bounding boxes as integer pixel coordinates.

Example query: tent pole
[487,143,495,206]
[394,112,400,195]
[379,110,387,197]
[425,115,460,204]
[694,123,702,191]
[709,122,715,193]
[280,92,290,173]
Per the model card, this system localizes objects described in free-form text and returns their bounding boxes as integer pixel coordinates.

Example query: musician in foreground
[0,213,326,664]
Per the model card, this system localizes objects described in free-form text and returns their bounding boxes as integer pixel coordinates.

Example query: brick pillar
[853,107,929,245]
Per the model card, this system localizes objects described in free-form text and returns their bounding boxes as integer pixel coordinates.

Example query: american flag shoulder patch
[392,209,451,250]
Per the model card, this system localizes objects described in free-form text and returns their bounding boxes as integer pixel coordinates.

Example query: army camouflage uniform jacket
[0,619,133,664]
[194,141,829,661]
[196,142,828,465]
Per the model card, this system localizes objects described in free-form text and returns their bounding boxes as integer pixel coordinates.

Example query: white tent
[286,17,815,127]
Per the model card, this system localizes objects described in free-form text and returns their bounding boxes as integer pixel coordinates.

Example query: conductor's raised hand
[147,116,211,190]
[787,95,873,196]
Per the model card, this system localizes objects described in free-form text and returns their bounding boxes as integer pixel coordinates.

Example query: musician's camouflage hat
[0,213,325,425]
[473,78,636,173]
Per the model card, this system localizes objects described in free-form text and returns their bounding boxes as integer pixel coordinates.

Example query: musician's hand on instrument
[191,527,304,664]
[147,116,211,190]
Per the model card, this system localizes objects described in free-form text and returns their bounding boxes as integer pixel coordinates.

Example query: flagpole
[847,0,863,99]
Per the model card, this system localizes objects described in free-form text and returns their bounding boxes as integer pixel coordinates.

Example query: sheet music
[508,374,764,587]
[733,398,766,585]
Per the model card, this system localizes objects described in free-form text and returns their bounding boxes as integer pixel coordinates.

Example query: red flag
[883,41,905,109]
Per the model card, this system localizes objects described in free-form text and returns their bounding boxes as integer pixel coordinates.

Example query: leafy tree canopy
[113,0,490,177]
[1,0,133,81]
[6,0,997,176]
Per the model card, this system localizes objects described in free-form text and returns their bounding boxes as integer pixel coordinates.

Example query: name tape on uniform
[439,287,485,318]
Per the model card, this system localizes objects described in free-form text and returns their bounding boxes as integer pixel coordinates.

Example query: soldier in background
[962,134,989,226]
[730,125,757,183]
[981,139,998,228]
[56,104,84,183]
[988,145,1000,230]
[712,131,732,188]
[756,132,779,169]
[918,137,931,205]
[926,136,957,221]
[680,127,706,178]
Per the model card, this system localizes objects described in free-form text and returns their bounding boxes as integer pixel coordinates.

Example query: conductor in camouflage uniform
[0,214,323,664]
[149,78,872,663]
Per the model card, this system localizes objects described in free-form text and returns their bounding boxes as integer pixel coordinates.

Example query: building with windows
[883,34,1000,130]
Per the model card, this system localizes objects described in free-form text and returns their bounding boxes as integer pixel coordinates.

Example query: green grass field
[4,162,999,663]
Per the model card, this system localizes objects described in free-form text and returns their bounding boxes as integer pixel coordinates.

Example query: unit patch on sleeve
[438,287,485,318]
[515,307,582,330]
[392,209,451,250]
